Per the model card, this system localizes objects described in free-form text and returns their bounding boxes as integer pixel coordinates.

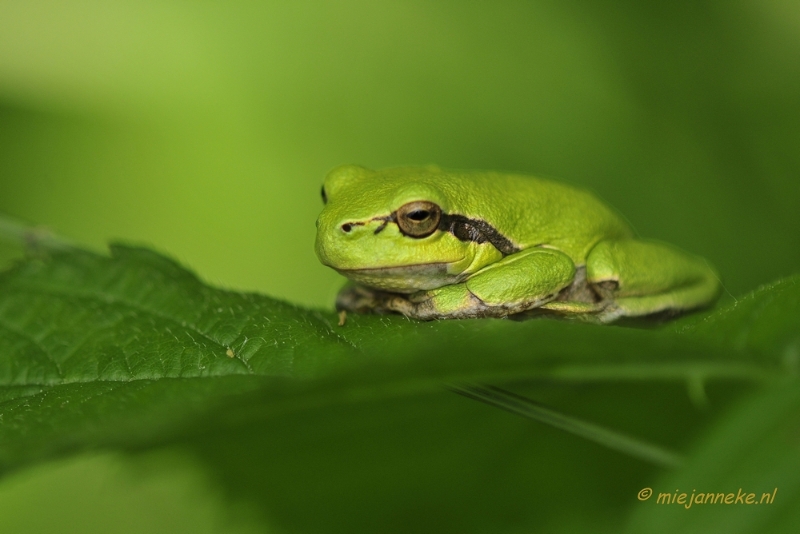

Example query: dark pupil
[320,186,327,204]
[408,210,429,221]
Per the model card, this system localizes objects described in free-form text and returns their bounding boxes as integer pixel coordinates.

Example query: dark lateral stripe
[438,213,519,255]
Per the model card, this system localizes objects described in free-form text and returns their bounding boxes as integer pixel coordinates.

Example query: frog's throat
[335,262,465,293]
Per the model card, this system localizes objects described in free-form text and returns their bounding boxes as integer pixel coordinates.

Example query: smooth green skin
[315,165,721,321]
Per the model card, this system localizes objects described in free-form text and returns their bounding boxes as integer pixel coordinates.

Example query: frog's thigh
[586,239,721,318]
[465,247,575,308]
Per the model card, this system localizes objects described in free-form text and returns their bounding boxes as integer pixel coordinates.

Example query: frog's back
[382,166,634,263]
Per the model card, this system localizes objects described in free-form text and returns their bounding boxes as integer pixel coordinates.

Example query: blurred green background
[1,0,799,532]
[2,0,798,308]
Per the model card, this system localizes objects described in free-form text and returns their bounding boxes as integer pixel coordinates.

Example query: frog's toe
[335,284,382,313]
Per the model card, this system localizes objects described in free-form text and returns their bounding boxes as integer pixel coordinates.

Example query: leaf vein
[0,317,64,379]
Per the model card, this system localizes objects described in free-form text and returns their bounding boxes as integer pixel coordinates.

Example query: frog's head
[315,165,499,293]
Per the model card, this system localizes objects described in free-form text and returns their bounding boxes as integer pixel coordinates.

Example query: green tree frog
[315,165,720,322]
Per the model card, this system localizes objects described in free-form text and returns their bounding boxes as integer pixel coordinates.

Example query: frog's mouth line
[335,261,455,276]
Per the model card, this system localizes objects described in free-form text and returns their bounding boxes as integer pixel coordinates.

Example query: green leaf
[679,276,800,364]
[1,244,798,533]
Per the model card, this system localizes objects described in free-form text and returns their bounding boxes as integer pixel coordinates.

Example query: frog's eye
[396,201,441,238]
[321,186,328,204]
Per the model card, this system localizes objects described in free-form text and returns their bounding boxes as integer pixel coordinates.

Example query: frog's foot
[335,284,405,315]
[537,266,614,322]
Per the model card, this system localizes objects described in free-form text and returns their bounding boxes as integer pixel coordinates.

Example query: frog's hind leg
[583,239,721,322]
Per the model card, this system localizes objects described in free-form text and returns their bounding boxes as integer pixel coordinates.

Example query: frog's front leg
[337,248,576,320]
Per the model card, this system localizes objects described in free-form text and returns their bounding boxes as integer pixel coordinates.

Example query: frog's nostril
[341,223,352,233]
